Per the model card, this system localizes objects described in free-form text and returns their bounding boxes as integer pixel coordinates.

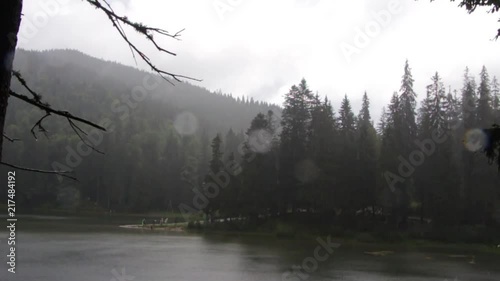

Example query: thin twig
[10,72,107,153]
[3,133,20,143]
[85,0,202,84]
[68,118,105,154]
[9,90,106,131]
[31,113,51,140]
[101,0,137,65]
[12,70,45,103]
[0,161,78,181]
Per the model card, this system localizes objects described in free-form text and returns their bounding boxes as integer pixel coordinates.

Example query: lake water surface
[1,216,500,281]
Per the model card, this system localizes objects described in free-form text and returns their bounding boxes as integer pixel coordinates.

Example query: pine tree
[382,92,410,228]
[202,134,224,223]
[219,152,241,218]
[308,94,332,159]
[198,130,210,186]
[395,62,418,223]
[472,67,498,224]
[417,72,459,224]
[209,134,224,172]
[377,106,388,135]
[387,92,401,133]
[240,112,278,219]
[381,93,401,171]
[163,134,184,208]
[424,72,447,133]
[279,78,314,212]
[459,67,479,223]
[308,95,338,213]
[339,95,356,134]
[445,88,462,128]
[380,93,401,180]
[224,128,240,161]
[446,87,463,204]
[398,60,418,154]
[445,87,463,187]
[337,95,358,215]
[359,92,372,124]
[491,76,499,122]
[477,66,493,127]
[462,67,478,129]
[356,92,378,216]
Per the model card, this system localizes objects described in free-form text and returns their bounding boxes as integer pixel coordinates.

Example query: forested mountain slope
[3,50,500,237]
[3,49,280,211]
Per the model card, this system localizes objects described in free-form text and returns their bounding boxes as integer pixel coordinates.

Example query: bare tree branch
[101,0,138,64]
[3,133,20,143]
[9,90,106,131]
[31,112,51,140]
[67,118,105,154]
[12,70,44,103]
[10,69,107,152]
[85,0,202,84]
[2,0,200,183]
[0,161,78,181]
[437,0,500,39]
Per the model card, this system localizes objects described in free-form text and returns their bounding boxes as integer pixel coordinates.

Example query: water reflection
[1,221,499,281]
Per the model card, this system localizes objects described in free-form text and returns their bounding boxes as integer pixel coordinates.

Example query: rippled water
[1,218,500,281]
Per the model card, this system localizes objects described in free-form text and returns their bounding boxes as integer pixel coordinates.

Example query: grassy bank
[184,217,500,253]
[9,208,500,255]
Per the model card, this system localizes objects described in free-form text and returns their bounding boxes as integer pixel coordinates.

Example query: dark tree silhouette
[484,125,500,170]
[434,0,500,169]
[440,0,500,38]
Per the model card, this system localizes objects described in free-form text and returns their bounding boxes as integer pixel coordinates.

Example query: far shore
[7,211,500,255]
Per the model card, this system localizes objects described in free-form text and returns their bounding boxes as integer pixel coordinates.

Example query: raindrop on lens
[247,129,272,153]
[464,128,488,152]
[174,112,198,136]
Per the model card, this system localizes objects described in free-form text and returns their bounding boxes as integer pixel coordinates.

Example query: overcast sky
[17,0,500,122]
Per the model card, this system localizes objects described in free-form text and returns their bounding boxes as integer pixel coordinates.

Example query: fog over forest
[1,1,500,281]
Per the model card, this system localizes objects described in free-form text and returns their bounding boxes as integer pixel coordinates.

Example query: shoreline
[117,222,500,255]
[9,212,500,254]
[119,223,186,232]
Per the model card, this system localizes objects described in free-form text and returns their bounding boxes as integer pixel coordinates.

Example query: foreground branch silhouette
[0,0,199,179]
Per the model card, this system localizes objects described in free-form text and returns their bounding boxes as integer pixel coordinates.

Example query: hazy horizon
[16,0,500,121]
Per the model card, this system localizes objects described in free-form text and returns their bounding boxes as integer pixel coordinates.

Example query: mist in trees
[3,49,500,241]
[2,49,278,212]
[209,60,500,235]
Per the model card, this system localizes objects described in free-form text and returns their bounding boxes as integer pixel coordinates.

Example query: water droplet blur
[247,129,272,153]
[174,111,198,136]
[294,159,319,183]
[464,128,488,152]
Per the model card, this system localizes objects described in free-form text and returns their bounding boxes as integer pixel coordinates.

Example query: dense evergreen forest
[3,49,280,211]
[3,49,500,239]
